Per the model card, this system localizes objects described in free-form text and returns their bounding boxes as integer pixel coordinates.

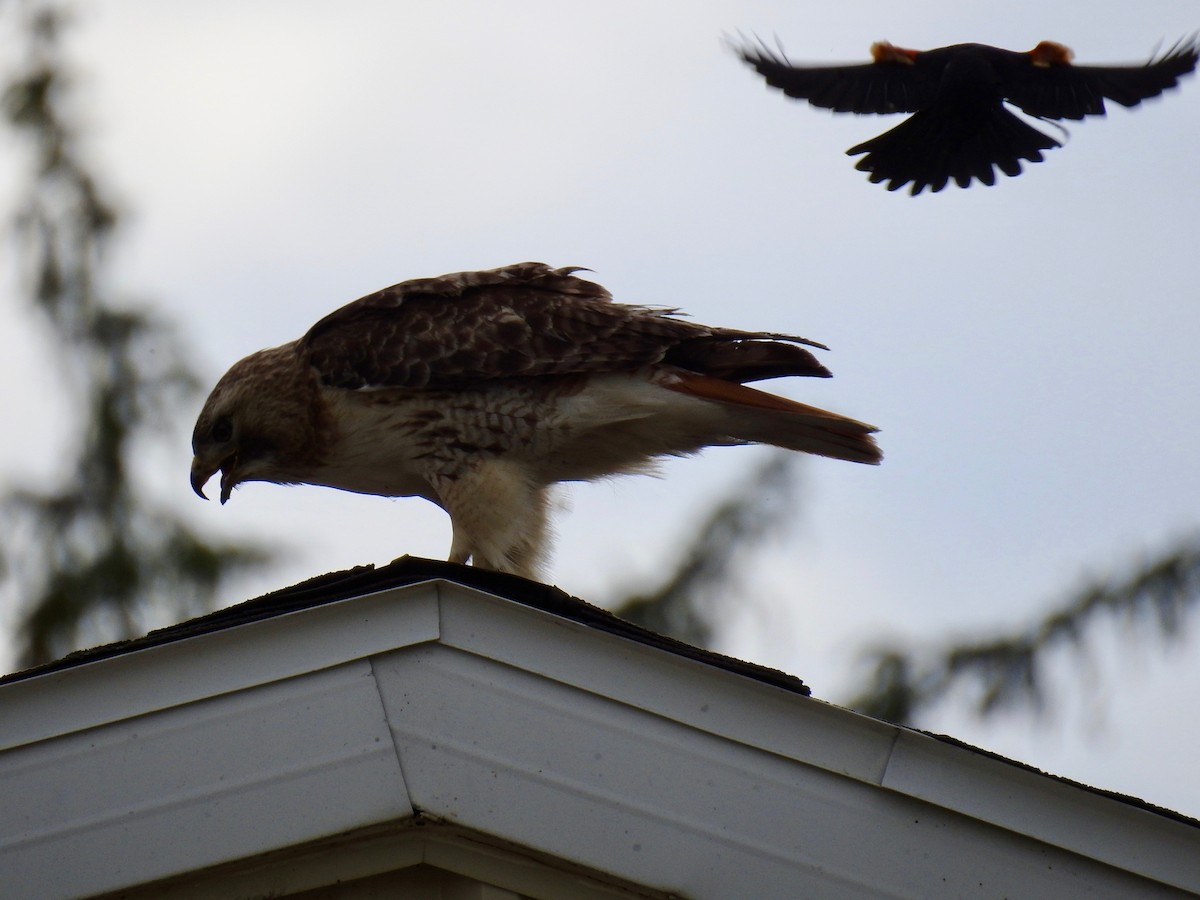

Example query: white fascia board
[434,583,898,782]
[2,578,1198,899]
[0,581,440,750]
[0,586,441,900]
[2,661,413,899]
[417,583,1200,896]
[884,730,1200,890]
[371,642,1190,896]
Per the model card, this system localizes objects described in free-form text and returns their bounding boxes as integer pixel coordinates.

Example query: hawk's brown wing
[300,262,830,391]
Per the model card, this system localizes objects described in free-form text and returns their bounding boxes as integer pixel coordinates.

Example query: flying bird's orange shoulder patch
[871,41,919,65]
[1029,41,1073,67]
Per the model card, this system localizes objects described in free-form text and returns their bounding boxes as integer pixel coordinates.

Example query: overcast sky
[2,0,1199,817]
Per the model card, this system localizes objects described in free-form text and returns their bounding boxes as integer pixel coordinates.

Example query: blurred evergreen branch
[848,537,1200,724]
[0,4,273,667]
[613,452,801,648]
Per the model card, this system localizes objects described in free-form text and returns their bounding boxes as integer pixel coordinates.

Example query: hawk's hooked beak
[190,458,213,501]
[190,454,238,505]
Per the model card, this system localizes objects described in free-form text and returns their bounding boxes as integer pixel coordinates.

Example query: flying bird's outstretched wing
[736,40,936,114]
[998,38,1199,119]
[735,37,1199,194]
[192,263,880,579]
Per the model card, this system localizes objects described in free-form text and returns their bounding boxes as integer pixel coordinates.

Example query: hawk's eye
[211,417,234,443]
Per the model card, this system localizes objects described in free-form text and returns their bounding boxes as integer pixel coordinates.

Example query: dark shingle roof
[0,556,810,697]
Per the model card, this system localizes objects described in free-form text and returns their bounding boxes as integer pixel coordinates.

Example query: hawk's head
[191,342,322,503]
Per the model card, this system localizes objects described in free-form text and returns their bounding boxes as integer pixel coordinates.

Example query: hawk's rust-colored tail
[662,370,881,465]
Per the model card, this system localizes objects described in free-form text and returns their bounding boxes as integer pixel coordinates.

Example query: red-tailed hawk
[191,263,880,578]
[735,37,1198,194]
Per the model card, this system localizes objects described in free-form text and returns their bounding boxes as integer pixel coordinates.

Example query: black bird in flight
[736,38,1198,195]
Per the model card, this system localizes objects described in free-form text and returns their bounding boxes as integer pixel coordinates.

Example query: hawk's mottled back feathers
[301,262,831,390]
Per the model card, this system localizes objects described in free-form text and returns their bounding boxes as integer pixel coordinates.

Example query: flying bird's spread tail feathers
[847,103,1062,194]
[735,36,1198,193]
[191,263,880,580]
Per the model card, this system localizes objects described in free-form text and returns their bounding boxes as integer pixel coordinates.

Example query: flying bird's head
[191,342,321,504]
